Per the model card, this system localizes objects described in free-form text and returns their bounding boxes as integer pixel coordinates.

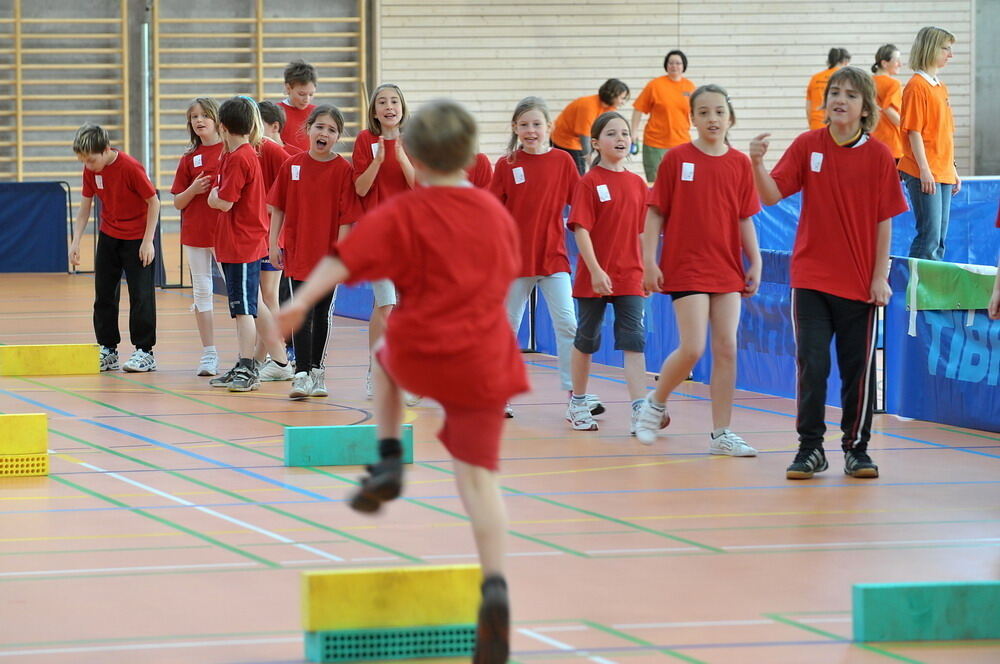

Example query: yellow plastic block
[0,344,100,376]
[0,453,48,477]
[302,565,480,631]
[0,413,48,455]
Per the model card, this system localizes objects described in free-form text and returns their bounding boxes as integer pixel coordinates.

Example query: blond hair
[73,123,110,155]
[823,66,879,134]
[909,26,955,72]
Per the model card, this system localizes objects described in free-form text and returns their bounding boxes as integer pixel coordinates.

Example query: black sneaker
[209,364,237,388]
[349,457,404,514]
[228,362,260,392]
[473,576,510,664]
[844,449,879,478]
[786,447,828,480]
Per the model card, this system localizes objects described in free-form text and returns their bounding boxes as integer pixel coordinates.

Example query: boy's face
[77,149,114,173]
[825,79,867,129]
[284,82,316,110]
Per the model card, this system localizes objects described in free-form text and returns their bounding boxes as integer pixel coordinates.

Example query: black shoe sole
[473,587,510,664]
[348,467,403,514]
[590,403,605,416]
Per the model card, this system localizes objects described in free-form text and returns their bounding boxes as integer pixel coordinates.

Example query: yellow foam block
[0,344,100,376]
[302,565,480,630]
[0,413,48,455]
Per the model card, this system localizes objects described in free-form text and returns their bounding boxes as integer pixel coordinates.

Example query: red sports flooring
[0,273,998,664]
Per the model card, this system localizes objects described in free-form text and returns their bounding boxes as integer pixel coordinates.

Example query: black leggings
[93,231,156,351]
[289,279,335,370]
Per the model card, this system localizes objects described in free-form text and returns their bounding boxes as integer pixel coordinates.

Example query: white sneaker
[309,368,328,397]
[99,346,119,372]
[404,391,422,407]
[634,392,670,445]
[122,349,156,373]
[365,365,374,400]
[629,399,642,435]
[197,350,218,376]
[567,398,598,431]
[289,371,312,399]
[259,359,293,382]
[709,429,757,457]
[504,402,514,418]
[565,392,605,421]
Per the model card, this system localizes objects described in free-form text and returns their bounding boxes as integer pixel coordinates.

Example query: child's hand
[269,244,284,270]
[374,137,386,164]
[277,300,308,339]
[643,264,663,294]
[749,133,770,164]
[68,241,81,268]
[139,240,155,267]
[190,172,212,195]
[591,268,613,296]
[742,264,761,297]
[868,276,892,307]
[988,288,1000,320]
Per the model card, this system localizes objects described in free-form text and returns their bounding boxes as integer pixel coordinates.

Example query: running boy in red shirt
[69,124,160,373]
[750,66,908,480]
[279,99,526,664]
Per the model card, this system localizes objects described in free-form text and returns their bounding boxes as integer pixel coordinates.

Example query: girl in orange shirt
[805,48,851,130]
[551,78,630,175]
[899,26,960,261]
[871,44,904,160]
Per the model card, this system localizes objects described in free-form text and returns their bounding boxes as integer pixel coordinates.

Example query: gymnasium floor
[0,272,998,664]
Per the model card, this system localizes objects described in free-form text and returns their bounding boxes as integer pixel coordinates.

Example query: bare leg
[371,351,403,440]
[707,293,741,430]
[570,347,591,395]
[194,310,214,347]
[622,351,647,401]
[368,304,393,350]
[650,294,710,403]
[234,315,256,359]
[453,459,508,577]
[252,289,289,364]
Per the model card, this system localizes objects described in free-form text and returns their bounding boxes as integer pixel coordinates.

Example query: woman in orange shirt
[631,50,696,182]
[898,26,959,261]
[805,48,851,130]
[871,44,903,160]
[551,78,630,175]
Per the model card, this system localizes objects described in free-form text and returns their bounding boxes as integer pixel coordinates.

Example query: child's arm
[868,219,892,306]
[68,196,93,268]
[354,137,385,196]
[907,131,937,195]
[739,217,762,297]
[268,207,285,269]
[207,186,234,211]
[641,206,664,293]
[173,171,212,210]
[337,223,351,243]
[989,253,1000,320]
[630,109,643,146]
[394,140,416,188]
[277,255,349,338]
[749,133,783,206]
[882,107,901,127]
[573,227,612,295]
[139,195,160,267]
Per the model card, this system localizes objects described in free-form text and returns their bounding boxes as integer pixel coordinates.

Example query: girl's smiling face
[513,108,550,153]
[374,90,403,129]
[308,113,340,156]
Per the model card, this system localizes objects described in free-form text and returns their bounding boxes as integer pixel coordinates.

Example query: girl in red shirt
[268,106,360,400]
[635,85,762,456]
[565,112,648,433]
[490,97,582,418]
[352,83,416,399]
[171,97,224,377]
[279,100,525,664]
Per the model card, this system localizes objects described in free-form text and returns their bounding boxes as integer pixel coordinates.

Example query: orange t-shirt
[551,95,613,151]
[898,73,957,184]
[872,74,903,158]
[633,76,696,149]
[806,67,837,130]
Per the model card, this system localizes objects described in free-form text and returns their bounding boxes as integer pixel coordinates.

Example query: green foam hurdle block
[305,624,475,662]
[853,581,1000,642]
[285,424,413,466]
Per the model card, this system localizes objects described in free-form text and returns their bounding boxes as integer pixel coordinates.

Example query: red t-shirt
[489,149,580,277]
[567,167,647,297]
[278,101,314,152]
[649,143,760,293]
[335,186,529,407]
[771,129,908,302]
[267,153,361,280]
[214,143,268,264]
[465,153,493,188]
[257,138,291,192]
[171,141,224,248]
[351,129,412,210]
[81,150,157,241]
[283,142,304,158]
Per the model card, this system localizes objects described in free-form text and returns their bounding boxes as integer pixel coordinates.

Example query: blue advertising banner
[885,260,1000,432]
[0,182,68,273]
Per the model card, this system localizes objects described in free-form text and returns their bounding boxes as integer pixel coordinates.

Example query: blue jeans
[903,172,952,261]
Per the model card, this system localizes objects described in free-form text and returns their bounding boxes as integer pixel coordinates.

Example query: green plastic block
[285,424,413,466]
[853,581,1000,642]
[305,624,475,662]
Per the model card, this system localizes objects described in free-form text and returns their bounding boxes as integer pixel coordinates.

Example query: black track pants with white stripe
[792,288,877,452]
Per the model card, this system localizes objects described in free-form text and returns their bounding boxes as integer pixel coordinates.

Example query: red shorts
[437,401,507,472]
